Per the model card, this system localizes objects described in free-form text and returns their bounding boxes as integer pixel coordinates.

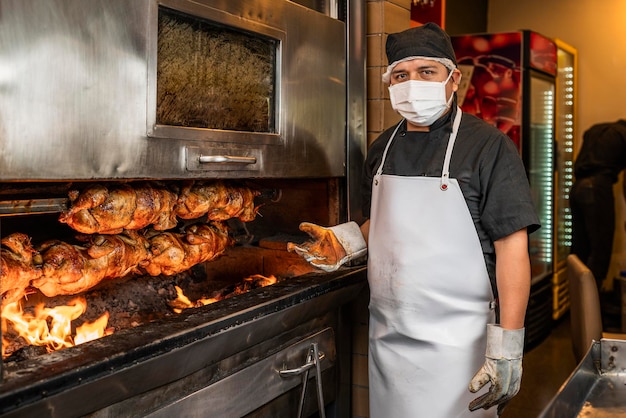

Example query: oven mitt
[468,324,524,416]
[287,221,367,272]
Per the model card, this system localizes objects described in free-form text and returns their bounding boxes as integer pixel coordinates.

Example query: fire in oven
[1,180,264,353]
[0,178,367,417]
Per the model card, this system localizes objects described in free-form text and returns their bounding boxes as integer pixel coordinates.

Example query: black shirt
[574,119,626,182]
[362,107,540,284]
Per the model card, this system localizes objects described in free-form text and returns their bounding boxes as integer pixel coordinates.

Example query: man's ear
[451,69,462,92]
[452,69,462,86]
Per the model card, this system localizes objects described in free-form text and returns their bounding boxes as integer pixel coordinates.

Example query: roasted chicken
[7,179,258,299]
[175,181,260,222]
[1,233,42,305]
[59,183,179,234]
[144,222,232,276]
[32,231,151,297]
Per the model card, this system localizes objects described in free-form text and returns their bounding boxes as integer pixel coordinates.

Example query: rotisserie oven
[0,0,366,416]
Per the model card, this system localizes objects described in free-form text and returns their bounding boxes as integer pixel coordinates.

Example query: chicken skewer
[144,222,232,276]
[25,221,232,297]
[174,181,260,222]
[59,181,260,235]
[31,231,151,297]
[58,183,179,235]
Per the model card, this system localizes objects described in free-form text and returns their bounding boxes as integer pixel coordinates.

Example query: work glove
[287,221,367,272]
[469,324,524,416]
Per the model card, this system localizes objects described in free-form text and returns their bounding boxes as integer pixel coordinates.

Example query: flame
[245,274,277,287]
[2,274,279,358]
[169,286,195,313]
[1,298,111,358]
[195,296,220,307]
[170,274,278,313]
[75,312,112,345]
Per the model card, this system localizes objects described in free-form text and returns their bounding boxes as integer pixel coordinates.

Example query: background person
[570,119,626,327]
[289,23,540,417]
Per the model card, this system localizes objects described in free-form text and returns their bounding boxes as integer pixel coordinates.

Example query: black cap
[385,22,457,68]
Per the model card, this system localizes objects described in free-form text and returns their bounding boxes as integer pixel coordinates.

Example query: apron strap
[440,107,463,191]
[375,120,404,177]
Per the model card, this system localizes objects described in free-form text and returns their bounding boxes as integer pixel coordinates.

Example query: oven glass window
[157,7,277,133]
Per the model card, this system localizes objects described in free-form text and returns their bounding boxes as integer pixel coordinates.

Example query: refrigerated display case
[552,39,577,320]
[452,30,557,348]
[527,74,555,285]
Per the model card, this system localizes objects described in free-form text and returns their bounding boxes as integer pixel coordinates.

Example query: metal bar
[0,198,68,216]
[329,0,338,18]
[0,216,2,383]
[296,349,314,418]
[278,351,325,377]
[312,342,326,418]
[198,155,257,164]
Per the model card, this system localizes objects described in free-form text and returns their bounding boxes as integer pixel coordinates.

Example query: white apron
[368,108,496,418]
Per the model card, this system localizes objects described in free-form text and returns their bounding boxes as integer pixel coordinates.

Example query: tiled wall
[351,2,412,416]
[365,0,411,146]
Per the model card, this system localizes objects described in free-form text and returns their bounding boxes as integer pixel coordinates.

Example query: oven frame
[0,0,367,414]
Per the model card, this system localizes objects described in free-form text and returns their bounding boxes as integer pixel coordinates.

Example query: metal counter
[538,338,626,417]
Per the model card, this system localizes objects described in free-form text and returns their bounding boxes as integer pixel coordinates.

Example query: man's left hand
[468,324,524,415]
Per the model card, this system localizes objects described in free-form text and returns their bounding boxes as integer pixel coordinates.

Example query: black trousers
[570,176,615,290]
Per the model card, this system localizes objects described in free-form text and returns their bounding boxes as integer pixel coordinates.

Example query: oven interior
[0,178,366,417]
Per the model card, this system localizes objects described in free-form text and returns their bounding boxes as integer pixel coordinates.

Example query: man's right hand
[287,222,367,272]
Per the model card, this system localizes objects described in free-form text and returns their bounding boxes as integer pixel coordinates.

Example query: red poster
[451,32,523,150]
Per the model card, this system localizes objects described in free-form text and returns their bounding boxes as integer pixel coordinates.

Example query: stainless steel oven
[0,0,351,181]
[0,0,366,416]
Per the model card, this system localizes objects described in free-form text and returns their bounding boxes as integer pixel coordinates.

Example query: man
[289,23,539,417]
[570,119,626,323]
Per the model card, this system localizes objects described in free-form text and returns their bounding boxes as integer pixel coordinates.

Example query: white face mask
[388,70,454,127]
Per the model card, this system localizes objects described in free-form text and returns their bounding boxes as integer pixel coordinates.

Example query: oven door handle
[198,155,257,164]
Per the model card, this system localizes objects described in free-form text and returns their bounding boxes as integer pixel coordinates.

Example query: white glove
[469,324,524,416]
[287,221,367,272]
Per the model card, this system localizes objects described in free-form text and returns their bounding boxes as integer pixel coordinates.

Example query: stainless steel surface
[0,0,347,180]
[148,331,333,418]
[0,0,367,415]
[539,339,626,417]
[346,0,367,223]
